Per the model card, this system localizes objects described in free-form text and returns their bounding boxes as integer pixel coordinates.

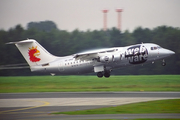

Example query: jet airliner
[7,39,175,77]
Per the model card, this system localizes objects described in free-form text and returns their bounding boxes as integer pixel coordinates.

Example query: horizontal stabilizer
[6,39,34,44]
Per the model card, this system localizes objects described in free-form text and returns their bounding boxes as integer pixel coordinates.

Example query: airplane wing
[74,48,118,61]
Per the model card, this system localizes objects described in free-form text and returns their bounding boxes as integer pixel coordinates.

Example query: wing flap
[74,53,98,60]
[74,48,118,61]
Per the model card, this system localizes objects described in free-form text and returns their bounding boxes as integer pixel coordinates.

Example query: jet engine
[98,55,113,62]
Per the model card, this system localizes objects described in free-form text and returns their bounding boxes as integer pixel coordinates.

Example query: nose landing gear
[162,59,166,66]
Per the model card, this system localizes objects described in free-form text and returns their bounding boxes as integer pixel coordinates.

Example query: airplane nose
[160,49,175,57]
[168,50,175,55]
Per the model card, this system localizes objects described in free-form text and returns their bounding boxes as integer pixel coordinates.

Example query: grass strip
[132,118,180,120]
[101,119,180,120]
[0,75,180,93]
[53,99,180,115]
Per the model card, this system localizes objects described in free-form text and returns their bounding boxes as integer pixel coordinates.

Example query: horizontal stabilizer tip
[6,39,35,45]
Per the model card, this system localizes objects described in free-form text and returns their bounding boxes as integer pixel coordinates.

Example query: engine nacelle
[99,55,113,62]
[113,53,121,61]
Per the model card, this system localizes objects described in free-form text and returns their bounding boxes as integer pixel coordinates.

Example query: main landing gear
[97,72,103,78]
[97,71,111,78]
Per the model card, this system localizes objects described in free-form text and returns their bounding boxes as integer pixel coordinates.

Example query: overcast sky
[0,0,180,32]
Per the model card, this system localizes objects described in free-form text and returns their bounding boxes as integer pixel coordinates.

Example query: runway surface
[0,92,180,120]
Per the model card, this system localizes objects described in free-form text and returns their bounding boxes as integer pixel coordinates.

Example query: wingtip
[6,41,21,44]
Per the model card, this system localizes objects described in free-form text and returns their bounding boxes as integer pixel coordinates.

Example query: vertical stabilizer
[7,39,58,67]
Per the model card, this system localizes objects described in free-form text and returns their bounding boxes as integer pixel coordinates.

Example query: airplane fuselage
[7,39,175,77]
[30,43,174,77]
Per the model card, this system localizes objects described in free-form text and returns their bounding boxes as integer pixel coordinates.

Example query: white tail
[7,39,58,67]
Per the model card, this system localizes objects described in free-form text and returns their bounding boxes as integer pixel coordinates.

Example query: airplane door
[59,62,64,71]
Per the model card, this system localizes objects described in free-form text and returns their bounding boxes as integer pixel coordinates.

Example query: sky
[0,0,180,32]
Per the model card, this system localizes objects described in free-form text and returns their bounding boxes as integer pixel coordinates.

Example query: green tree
[133,27,152,44]
[27,21,57,32]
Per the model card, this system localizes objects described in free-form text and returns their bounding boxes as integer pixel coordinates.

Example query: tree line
[0,21,180,76]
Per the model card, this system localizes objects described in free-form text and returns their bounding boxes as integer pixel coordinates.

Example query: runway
[0,92,180,120]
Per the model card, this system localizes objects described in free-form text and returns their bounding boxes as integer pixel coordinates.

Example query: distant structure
[102,9,109,31]
[116,8,123,31]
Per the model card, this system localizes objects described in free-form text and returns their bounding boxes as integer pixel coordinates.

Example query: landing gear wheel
[97,72,103,78]
[104,71,110,78]
[162,62,166,66]
[162,59,166,66]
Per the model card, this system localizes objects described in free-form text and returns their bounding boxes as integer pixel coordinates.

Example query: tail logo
[28,46,41,62]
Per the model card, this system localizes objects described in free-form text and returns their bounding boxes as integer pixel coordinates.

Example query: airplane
[7,39,175,78]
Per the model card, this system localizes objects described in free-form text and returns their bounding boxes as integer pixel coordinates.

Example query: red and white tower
[116,8,123,31]
[102,9,109,31]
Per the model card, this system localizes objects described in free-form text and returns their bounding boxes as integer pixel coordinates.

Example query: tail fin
[7,39,58,67]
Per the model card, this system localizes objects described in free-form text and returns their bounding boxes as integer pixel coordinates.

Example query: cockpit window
[151,47,157,50]
[151,46,162,50]
[157,46,162,49]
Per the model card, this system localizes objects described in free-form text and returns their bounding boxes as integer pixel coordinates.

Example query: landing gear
[97,72,103,78]
[104,71,110,78]
[97,71,111,78]
[162,59,166,66]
